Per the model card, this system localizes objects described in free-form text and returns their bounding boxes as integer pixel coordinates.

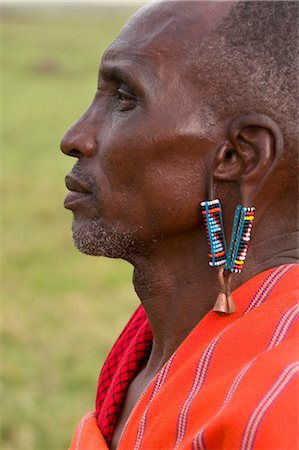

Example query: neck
[132,230,214,374]
[129,228,298,376]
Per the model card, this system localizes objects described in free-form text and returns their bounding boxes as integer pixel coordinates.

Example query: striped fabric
[134,354,175,450]
[192,299,299,450]
[240,362,299,450]
[69,264,298,450]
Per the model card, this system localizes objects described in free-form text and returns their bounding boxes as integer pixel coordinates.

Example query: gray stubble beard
[71,218,144,259]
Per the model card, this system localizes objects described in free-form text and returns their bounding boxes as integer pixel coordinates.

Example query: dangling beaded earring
[200,199,227,267]
[224,205,255,274]
[201,201,255,315]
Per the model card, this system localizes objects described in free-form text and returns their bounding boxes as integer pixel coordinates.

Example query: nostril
[60,135,81,158]
[69,149,82,158]
[60,124,96,157]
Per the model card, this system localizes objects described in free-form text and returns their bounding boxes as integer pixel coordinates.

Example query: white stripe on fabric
[240,362,299,450]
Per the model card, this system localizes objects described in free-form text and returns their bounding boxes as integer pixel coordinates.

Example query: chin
[71,217,144,259]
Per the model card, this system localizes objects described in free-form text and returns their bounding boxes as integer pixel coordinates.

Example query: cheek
[140,158,206,232]
[96,115,209,231]
[102,144,205,233]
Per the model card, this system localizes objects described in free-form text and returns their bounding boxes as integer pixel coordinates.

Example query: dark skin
[60,1,298,448]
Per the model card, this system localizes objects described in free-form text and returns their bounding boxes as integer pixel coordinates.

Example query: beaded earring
[201,201,255,314]
[200,199,227,267]
[225,205,255,273]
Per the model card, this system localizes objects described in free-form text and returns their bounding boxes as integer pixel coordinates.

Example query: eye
[115,84,137,111]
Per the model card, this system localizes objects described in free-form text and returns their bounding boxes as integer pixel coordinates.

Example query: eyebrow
[100,63,139,91]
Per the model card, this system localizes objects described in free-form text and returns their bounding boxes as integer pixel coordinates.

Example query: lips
[65,174,92,194]
[64,174,92,209]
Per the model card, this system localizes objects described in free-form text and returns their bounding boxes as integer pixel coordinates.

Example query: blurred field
[1,4,142,449]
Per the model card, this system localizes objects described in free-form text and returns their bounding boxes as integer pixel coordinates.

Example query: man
[60,1,298,449]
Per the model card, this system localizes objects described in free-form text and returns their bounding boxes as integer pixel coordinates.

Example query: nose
[60,111,97,158]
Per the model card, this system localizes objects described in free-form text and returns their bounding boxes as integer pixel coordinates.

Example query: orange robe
[69,264,299,449]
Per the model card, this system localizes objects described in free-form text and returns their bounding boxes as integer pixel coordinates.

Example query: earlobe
[213,113,284,204]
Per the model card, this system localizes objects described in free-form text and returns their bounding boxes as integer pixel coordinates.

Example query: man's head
[60,1,298,261]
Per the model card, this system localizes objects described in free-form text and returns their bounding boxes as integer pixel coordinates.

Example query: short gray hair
[193,1,298,161]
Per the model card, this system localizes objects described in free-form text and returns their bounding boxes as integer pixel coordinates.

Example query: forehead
[101,1,234,70]
[101,5,182,70]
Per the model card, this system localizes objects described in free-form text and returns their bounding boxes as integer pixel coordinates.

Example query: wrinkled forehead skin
[101,1,236,77]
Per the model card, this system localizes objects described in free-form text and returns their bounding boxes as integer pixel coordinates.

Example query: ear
[213,114,284,205]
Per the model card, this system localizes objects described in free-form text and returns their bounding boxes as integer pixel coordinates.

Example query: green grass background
[1,4,142,449]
